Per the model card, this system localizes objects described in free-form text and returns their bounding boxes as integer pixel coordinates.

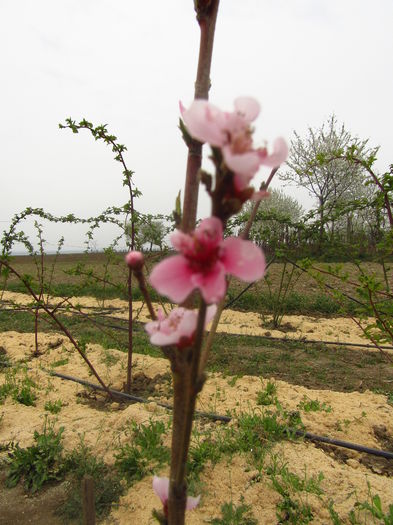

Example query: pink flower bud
[125,250,144,271]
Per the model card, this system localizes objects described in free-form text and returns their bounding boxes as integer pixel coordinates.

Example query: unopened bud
[125,251,144,271]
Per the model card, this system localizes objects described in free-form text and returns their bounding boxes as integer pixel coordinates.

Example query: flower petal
[171,229,194,253]
[234,96,260,122]
[194,216,223,246]
[181,100,226,146]
[152,476,169,505]
[149,255,195,303]
[177,309,198,338]
[156,308,166,321]
[205,304,217,326]
[153,476,200,512]
[259,137,288,168]
[150,330,181,346]
[186,494,201,510]
[191,263,227,303]
[222,237,265,282]
[223,146,260,177]
[234,172,254,191]
[145,319,160,336]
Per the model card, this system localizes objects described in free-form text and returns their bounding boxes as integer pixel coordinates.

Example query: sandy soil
[1,290,378,347]
[0,292,392,523]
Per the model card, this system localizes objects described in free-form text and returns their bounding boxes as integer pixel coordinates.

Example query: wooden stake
[82,475,96,525]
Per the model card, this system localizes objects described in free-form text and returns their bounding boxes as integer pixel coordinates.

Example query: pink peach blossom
[233,137,289,192]
[180,97,288,181]
[149,217,265,304]
[153,476,200,517]
[145,305,217,348]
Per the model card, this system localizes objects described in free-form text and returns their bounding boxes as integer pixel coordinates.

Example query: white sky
[1,0,392,252]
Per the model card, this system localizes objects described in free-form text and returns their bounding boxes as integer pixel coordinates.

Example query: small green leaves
[173,190,182,227]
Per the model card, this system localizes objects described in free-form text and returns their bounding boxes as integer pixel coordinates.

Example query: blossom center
[185,238,220,274]
[167,311,183,331]
[230,128,253,154]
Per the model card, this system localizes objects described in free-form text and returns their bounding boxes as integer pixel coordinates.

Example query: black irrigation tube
[61,315,393,351]
[250,334,393,351]
[48,369,393,460]
[293,430,393,460]
[4,305,393,351]
[47,370,231,423]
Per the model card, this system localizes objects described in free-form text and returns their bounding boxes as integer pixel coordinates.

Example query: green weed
[264,455,324,524]
[0,366,37,406]
[275,493,313,524]
[59,440,123,522]
[328,490,393,525]
[50,357,69,368]
[328,501,343,524]
[211,496,258,524]
[298,397,332,413]
[14,383,37,406]
[220,407,303,463]
[0,346,10,369]
[114,420,170,484]
[227,375,239,387]
[44,399,63,414]
[101,348,120,366]
[266,457,324,496]
[373,388,393,407]
[6,420,64,492]
[354,490,393,525]
[256,381,277,406]
[186,430,222,491]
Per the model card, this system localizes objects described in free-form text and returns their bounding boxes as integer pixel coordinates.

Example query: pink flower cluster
[145,97,283,515]
[149,217,265,304]
[180,97,288,194]
[145,305,216,348]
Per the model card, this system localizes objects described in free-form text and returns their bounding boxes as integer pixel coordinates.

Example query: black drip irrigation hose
[47,370,231,423]
[293,430,393,460]
[3,306,392,351]
[48,369,393,461]
[251,334,393,351]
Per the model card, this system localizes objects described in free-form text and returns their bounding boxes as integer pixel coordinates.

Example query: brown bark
[181,1,220,234]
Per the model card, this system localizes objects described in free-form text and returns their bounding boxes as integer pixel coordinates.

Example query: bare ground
[0,292,392,523]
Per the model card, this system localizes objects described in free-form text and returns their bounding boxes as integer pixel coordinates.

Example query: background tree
[233,189,304,254]
[132,216,168,252]
[280,115,378,251]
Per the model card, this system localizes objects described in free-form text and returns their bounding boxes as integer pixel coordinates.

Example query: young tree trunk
[318,196,325,254]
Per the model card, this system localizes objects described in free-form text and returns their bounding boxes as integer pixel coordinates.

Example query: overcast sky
[1,0,392,253]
